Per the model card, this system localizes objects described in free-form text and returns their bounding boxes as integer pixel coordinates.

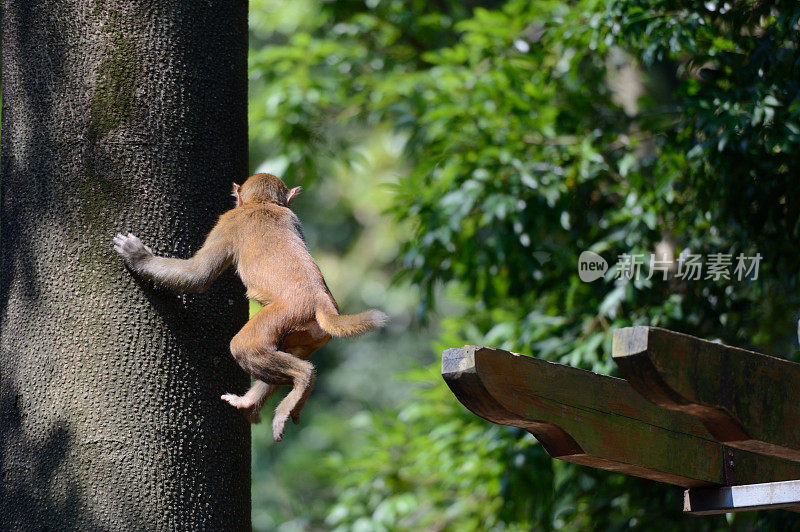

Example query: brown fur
[113,173,388,441]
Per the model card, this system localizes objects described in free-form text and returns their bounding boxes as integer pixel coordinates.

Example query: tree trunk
[1,2,251,529]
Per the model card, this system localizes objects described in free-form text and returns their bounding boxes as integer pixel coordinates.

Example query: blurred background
[246,1,800,530]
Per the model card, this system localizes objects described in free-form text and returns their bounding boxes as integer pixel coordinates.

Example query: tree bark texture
[1,1,251,529]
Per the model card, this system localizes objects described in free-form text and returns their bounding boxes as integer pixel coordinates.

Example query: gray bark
[1,1,251,530]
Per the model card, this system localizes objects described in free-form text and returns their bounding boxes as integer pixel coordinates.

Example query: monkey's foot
[221,393,262,424]
[272,412,290,442]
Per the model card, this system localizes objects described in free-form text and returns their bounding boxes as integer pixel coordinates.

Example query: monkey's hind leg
[280,325,331,425]
[222,324,330,425]
[227,303,316,441]
[270,361,315,442]
[221,380,277,424]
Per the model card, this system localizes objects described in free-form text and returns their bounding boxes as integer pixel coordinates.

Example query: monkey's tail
[316,300,389,338]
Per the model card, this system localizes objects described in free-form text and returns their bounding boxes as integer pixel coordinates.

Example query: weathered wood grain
[613,326,800,462]
[443,346,800,488]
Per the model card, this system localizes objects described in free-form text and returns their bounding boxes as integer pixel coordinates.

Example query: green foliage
[325,369,541,531]
[249,0,800,529]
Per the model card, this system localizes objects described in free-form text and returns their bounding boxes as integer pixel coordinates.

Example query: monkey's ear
[286,186,302,205]
[232,183,243,207]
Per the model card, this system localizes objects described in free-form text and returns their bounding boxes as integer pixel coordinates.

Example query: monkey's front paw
[272,413,289,442]
[113,233,153,268]
[221,393,262,424]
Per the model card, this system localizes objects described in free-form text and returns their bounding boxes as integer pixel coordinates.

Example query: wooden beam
[684,480,800,515]
[442,345,800,488]
[613,326,800,462]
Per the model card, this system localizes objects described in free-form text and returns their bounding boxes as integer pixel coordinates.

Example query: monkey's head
[232,173,301,208]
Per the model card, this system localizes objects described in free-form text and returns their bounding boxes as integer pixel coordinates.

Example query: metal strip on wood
[684,479,800,515]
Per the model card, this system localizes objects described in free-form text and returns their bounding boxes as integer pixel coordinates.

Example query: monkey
[113,173,388,441]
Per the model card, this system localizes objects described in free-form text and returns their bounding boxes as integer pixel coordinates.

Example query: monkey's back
[228,204,332,314]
